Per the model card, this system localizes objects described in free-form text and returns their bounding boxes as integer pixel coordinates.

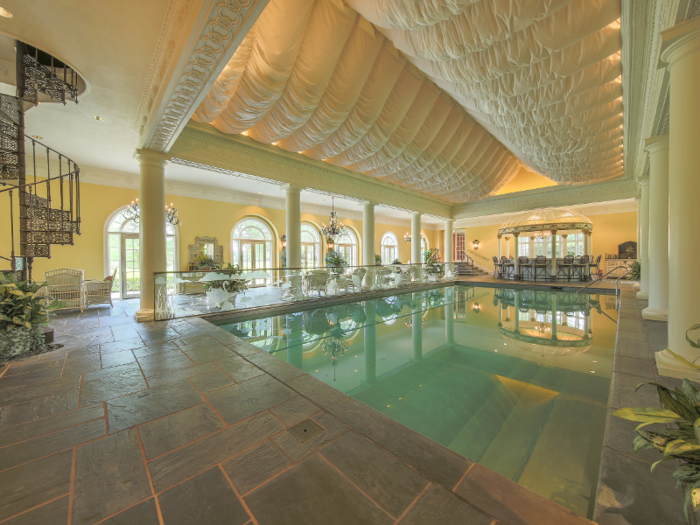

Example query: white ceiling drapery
[195,0,622,202]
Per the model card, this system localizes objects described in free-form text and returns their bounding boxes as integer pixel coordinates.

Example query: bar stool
[519,256,535,281]
[533,256,549,281]
[492,256,502,278]
[500,256,512,279]
[557,255,575,281]
[573,255,590,281]
[588,255,601,280]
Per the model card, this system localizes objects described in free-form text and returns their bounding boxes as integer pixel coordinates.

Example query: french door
[301,243,317,268]
[240,241,268,286]
[120,234,140,299]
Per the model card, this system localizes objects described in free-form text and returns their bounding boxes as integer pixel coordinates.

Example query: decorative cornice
[169,121,454,218]
[453,179,638,219]
[139,0,269,153]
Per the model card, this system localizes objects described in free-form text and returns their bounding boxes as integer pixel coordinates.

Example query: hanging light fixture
[403,232,411,243]
[321,197,345,243]
[122,198,181,226]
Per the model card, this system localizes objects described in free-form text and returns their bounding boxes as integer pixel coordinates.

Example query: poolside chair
[492,256,502,278]
[45,268,84,312]
[556,255,575,281]
[588,255,602,280]
[345,267,366,293]
[375,267,392,289]
[84,269,117,308]
[518,256,534,280]
[573,255,590,281]
[533,256,549,282]
[304,270,330,296]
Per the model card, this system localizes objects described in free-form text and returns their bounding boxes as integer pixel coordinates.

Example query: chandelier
[535,231,552,240]
[403,232,411,243]
[321,197,345,241]
[123,198,181,226]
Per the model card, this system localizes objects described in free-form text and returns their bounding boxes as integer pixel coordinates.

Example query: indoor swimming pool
[214,285,618,519]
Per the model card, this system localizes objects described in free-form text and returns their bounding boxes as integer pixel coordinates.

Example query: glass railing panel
[154,262,459,321]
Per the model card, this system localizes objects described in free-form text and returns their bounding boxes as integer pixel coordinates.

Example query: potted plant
[202,263,249,310]
[0,273,64,359]
[193,253,217,270]
[325,250,347,276]
[628,260,641,281]
[374,254,382,265]
[424,250,441,281]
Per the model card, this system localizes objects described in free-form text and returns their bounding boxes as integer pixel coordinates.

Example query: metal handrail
[457,250,491,274]
[576,266,630,296]
[465,248,491,262]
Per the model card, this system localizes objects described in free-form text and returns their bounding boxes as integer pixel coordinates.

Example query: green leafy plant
[374,254,381,265]
[391,258,402,265]
[614,373,700,521]
[628,260,641,281]
[325,250,347,271]
[193,253,217,270]
[424,249,441,275]
[202,263,249,294]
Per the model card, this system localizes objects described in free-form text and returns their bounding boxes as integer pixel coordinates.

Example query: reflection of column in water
[514,291,520,333]
[551,295,558,340]
[286,314,303,369]
[445,288,454,346]
[364,302,376,384]
[585,312,591,337]
[413,292,423,361]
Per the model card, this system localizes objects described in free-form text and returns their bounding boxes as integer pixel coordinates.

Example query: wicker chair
[84,270,117,308]
[346,267,366,293]
[45,268,84,312]
[304,270,330,296]
[375,267,392,288]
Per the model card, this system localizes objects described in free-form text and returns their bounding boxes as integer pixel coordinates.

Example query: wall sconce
[281,235,287,248]
[472,302,481,313]
[403,232,411,243]
[473,239,480,250]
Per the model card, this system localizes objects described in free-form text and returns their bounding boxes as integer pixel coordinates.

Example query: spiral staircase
[0,41,82,281]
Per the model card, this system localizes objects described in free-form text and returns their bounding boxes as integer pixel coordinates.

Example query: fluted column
[411,212,422,264]
[636,179,650,300]
[497,235,502,260]
[643,136,670,321]
[284,185,302,269]
[135,150,168,321]
[656,18,700,379]
[362,201,375,266]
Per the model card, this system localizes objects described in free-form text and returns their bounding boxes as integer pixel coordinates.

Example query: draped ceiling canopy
[194,0,623,204]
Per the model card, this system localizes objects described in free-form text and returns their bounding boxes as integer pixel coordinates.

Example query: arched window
[105,207,178,299]
[301,223,322,268]
[421,234,429,253]
[381,232,398,264]
[232,217,274,285]
[334,228,358,266]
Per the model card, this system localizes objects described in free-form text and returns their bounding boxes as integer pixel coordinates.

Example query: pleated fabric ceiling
[195,0,622,203]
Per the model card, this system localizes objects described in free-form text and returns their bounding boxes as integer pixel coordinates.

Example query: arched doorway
[381,231,398,264]
[301,222,322,268]
[231,217,275,286]
[105,207,178,299]
[334,228,358,266]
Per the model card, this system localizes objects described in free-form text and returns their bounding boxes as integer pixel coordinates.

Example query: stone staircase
[455,261,491,277]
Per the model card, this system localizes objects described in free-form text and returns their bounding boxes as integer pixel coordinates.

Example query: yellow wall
[0,181,440,280]
[436,211,638,264]
[496,167,557,195]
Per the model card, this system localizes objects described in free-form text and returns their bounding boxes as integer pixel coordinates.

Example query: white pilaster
[643,136,670,321]
[636,179,650,300]
[284,185,302,269]
[362,201,376,266]
[444,219,454,263]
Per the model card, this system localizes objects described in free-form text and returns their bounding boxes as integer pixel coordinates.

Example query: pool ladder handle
[576,266,630,309]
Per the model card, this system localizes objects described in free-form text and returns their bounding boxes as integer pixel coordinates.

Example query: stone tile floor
[594,289,690,525]
[0,296,598,525]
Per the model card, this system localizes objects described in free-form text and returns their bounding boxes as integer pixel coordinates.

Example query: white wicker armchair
[45,268,84,313]
[84,270,117,308]
[304,270,330,296]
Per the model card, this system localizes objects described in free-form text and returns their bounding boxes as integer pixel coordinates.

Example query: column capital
[659,17,700,70]
[639,178,650,187]
[360,200,376,208]
[134,149,171,167]
[411,211,422,217]
[444,218,454,224]
[282,184,304,193]
[644,135,669,156]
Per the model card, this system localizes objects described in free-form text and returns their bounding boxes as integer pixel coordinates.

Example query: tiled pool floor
[0,302,597,525]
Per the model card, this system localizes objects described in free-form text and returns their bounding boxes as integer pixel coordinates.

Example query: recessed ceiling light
[92,116,104,121]
[0,8,13,18]
[257,192,261,194]
[31,135,42,140]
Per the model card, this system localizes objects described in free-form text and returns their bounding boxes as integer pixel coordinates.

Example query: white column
[135,150,168,321]
[284,185,302,269]
[497,235,502,260]
[445,288,454,346]
[444,219,453,263]
[529,237,535,257]
[412,292,423,361]
[505,237,510,257]
[585,232,592,256]
[561,234,568,257]
[656,18,700,380]
[362,201,375,266]
[411,212,422,265]
[636,179,650,299]
[513,233,520,279]
[550,231,557,280]
[643,136,670,321]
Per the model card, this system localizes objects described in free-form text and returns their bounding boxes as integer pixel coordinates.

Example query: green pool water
[214,285,617,519]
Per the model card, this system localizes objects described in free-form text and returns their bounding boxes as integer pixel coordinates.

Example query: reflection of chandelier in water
[123,198,181,226]
[534,322,551,334]
[321,198,345,240]
[322,330,349,381]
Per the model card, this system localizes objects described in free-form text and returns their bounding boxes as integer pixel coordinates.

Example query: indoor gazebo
[495,208,599,282]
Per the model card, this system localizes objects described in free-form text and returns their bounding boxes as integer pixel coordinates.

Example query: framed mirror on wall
[188,236,224,270]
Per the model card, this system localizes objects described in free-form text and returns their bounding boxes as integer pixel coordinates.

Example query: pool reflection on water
[215,285,618,519]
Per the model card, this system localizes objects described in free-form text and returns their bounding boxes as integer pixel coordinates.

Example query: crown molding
[137,0,269,152]
[452,178,638,219]
[168,121,454,218]
[454,199,638,229]
[75,164,439,229]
